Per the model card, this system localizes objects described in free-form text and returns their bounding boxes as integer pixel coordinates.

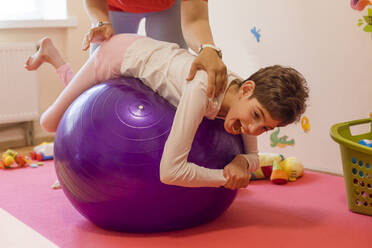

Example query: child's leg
[25,37,65,71]
[56,63,74,86]
[40,34,143,132]
[40,52,100,132]
[25,37,74,86]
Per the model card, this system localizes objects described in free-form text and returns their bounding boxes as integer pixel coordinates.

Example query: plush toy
[279,157,304,182]
[251,153,304,185]
[250,153,284,180]
[270,160,288,184]
[0,149,30,169]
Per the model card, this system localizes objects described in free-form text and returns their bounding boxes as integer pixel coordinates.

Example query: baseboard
[306,168,343,177]
[0,135,55,150]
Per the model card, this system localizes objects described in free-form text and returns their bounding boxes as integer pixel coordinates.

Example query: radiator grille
[0,43,39,124]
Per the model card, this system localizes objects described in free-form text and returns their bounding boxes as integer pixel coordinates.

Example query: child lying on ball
[25,34,308,190]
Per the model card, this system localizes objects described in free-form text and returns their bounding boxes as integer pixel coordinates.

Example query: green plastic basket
[330,118,372,216]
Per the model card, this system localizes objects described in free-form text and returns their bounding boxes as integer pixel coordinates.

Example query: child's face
[224,81,281,136]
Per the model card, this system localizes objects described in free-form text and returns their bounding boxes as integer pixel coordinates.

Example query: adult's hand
[187,48,227,98]
[82,24,114,51]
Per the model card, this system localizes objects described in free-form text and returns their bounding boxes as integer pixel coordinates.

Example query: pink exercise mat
[1,161,371,248]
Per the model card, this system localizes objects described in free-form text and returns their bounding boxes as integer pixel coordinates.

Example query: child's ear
[239,80,255,98]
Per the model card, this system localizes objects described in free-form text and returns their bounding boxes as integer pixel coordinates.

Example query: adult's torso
[107,0,176,13]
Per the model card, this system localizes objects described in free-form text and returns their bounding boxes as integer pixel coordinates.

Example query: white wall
[0,0,89,144]
[1,0,371,174]
[209,0,372,174]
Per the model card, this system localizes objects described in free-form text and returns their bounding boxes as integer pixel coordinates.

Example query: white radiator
[0,43,39,124]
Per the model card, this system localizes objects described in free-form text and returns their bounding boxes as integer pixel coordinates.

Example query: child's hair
[242,65,309,126]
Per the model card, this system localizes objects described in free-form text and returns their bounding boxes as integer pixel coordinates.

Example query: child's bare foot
[24,37,65,71]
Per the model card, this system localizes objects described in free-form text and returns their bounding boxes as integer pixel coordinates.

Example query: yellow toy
[0,149,30,169]
[2,156,15,168]
[259,152,284,166]
[301,116,311,133]
[270,160,289,184]
[250,153,284,180]
[251,153,304,185]
[279,157,304,182]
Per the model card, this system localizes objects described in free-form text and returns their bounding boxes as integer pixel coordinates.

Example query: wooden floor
[1,146,34,155]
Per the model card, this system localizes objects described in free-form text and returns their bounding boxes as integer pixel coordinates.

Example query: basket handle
[344,118,372,137]
[330,118,372,154]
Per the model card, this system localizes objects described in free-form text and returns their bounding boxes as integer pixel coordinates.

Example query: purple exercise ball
[54,77,243,232]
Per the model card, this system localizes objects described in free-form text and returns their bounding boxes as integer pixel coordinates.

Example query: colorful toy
[279,156,304,182]
[251,153,284,180]
[0,149,30,169]
[14,154,29,167]
[30,163,38,168]
[30,142,54,161]
[358,139,372,148]
[251,153,304,185]
[270,160,288,185]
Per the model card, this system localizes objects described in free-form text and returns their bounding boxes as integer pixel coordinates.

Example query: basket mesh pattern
[341,146,372,215]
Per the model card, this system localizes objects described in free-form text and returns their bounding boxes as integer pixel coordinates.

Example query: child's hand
[223,155,251,190]
[82,23,114,51]
[186,48,227,98]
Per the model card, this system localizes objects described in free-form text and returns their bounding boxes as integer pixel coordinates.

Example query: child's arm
[240,134,260,173]
[222,135,258,189]
[159,75,227,188]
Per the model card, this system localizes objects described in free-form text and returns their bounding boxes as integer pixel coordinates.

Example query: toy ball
[14,154,28,167]
[54,77,244,233]
[3,156,14,167]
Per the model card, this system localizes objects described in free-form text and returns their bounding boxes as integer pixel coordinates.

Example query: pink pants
[41,34,144,132]
[58,34,143,86]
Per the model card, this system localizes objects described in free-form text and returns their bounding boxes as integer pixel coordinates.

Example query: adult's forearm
[181,0,215,53]
[84,0,110,24]
[182,20,215,53]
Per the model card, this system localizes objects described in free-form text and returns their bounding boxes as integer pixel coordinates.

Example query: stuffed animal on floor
[251,153,304,185]
[280,156,305,182]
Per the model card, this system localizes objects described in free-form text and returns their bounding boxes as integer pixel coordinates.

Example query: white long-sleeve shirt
[120,37,259,187]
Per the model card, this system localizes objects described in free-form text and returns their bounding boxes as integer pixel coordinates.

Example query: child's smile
[230,119,246,135]
[224,97,280,136]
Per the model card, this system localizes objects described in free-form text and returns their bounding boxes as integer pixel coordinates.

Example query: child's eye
[254,112,259,119]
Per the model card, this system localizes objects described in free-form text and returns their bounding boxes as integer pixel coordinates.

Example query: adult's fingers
[103,26,114,40]
[186,62,198,81]
[220,70,228,93]
[207,71,216,98]
[215,72,224,96]
[82,31,93,51]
